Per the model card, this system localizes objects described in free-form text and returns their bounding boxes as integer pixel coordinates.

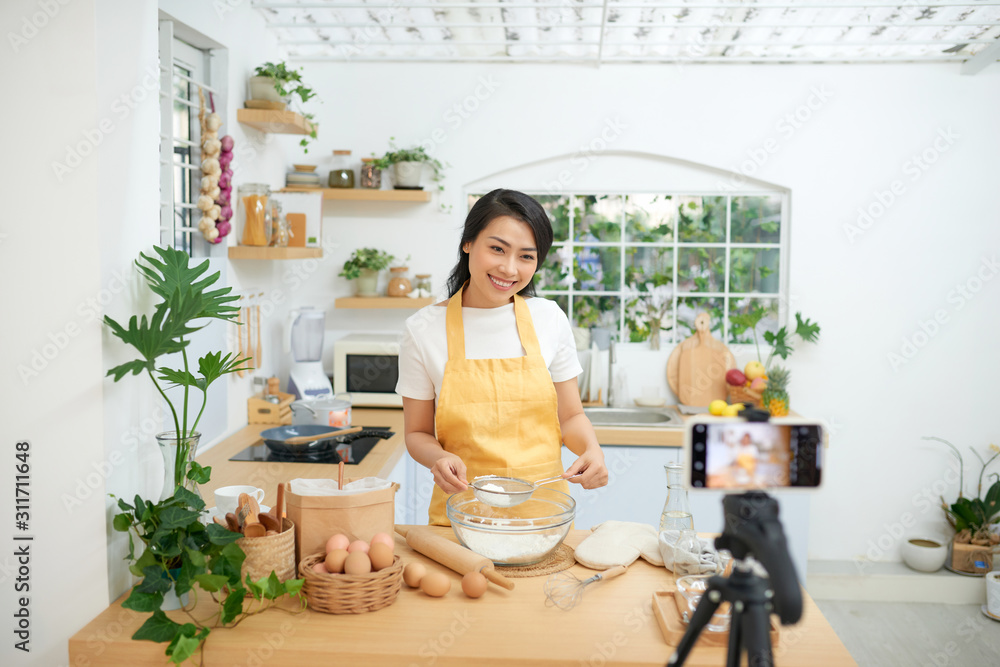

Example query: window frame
[157,19,226,256]
[470,189,790,345]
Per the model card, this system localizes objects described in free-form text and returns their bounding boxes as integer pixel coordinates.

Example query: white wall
[1,1,109,665]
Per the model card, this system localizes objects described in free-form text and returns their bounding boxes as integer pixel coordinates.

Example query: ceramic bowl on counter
[446,488,575,566]
[900,536,949,573]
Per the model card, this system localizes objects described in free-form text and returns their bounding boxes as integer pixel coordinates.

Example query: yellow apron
[428,287,568,526]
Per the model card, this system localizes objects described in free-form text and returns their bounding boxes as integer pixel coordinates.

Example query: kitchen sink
[583,406,682,428]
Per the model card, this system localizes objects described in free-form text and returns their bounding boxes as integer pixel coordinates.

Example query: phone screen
[688,422,822,489]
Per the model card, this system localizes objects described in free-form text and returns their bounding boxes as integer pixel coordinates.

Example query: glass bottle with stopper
[660,462,693,532]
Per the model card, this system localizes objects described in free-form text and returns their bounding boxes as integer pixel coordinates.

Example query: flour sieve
[470,473,582,508]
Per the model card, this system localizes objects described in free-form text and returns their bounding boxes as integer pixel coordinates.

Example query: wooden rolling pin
[395,525,515,591]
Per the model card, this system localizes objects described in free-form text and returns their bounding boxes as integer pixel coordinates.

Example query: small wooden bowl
[299,553,403,614]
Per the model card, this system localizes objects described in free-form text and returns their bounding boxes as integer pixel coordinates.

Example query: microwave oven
[332,333,402,407]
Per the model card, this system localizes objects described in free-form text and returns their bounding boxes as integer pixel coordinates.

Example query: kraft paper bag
[284,480,398,565]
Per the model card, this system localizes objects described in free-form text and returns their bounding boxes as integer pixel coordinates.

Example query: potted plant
[727,306,820,415]
[248,61,319,153]
[339,247,395,297]
[105,246,250,501]
[105,246,306,663]
[372,137,447,190]
[924,437,1000,574]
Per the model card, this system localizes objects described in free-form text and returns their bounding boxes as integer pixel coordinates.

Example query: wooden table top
[69,528,855,666]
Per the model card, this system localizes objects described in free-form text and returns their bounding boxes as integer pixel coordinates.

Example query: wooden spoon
[225,512,240,532]
[272,481,285,530]
[238,493,266,538]
[280,426,362,445]
[258,513,281,533]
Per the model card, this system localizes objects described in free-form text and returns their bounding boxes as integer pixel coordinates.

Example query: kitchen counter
[69,528,856,666]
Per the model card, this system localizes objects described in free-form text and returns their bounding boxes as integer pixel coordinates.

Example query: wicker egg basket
[299,552,403,614]
[727,384,763,409]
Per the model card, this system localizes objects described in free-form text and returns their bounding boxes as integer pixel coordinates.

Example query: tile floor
[815,600,1000,666]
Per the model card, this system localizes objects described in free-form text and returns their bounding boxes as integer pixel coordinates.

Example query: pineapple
[762,365,790,416]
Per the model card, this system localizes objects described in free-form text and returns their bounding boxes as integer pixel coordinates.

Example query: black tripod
[668,492,802,667]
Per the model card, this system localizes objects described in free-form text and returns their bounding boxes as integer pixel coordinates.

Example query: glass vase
[156,431,202,502]
[660,463,693,532]
[649,320,662,350]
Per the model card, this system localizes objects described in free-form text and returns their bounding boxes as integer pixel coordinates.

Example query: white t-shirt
[395,297,583,401]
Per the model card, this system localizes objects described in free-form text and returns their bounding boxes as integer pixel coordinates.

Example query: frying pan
[259,424,359,456]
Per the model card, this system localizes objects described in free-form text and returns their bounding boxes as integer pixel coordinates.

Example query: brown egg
[326,534,350,553]
[420,571,451,597]
[403,562,426,588]
[324,548,349,574]
[370,532,394,551]
[344,551,372,575]
[312,561,329,575]
[347,540,370,554]
[369,543,394,571]
[461,571,488,599]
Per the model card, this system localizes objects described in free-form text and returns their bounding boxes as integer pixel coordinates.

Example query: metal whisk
[543,565,628,610]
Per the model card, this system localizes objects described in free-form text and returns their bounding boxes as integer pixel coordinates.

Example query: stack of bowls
[286,164,321,188]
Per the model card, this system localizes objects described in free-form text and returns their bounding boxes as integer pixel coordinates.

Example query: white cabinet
[386,452,433,526]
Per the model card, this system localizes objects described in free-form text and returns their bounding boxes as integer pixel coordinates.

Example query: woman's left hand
[563,446,609,489]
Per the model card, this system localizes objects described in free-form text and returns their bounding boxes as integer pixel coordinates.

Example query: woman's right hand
[430,452,469,494]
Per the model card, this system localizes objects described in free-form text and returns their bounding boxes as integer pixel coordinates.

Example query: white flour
[458,529,563,564]
[476,482,518,508]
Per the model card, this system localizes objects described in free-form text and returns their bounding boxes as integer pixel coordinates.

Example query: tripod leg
[668,590,723,666]
[725,608,741,667]
[741,601,774,667]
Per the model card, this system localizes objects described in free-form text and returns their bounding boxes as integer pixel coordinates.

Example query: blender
[285,307,335,400]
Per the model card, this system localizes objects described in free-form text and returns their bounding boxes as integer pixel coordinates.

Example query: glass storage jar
[329,150,355,188]
[387,267,412,297]
[360,157,381,189]
[269,200,289,247]
[413,274,432,298]
[237,183,271,246]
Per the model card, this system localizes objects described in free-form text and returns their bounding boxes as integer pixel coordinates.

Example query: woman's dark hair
[446,188,554,298]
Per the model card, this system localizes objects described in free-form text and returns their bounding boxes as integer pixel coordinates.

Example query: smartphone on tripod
[684,417,825,491]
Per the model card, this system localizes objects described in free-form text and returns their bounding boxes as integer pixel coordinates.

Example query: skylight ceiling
[252,1,1000,71]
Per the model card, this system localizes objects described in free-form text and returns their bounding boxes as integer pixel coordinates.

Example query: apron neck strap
[445,284,543,361]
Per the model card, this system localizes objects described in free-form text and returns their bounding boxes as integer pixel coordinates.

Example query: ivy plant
[253,61,320,153]
[113,485,306,665]
[339,247,395,281]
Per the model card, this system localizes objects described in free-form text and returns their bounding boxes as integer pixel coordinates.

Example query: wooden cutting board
[667,312,736,406]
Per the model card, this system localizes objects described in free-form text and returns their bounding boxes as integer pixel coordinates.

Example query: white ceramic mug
[987,571,1000,617]
[215,485,264,516]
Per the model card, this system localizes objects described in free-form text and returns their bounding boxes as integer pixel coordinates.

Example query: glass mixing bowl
[446,487,575,566]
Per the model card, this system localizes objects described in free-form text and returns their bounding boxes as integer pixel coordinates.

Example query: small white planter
[392,161,424,188]
[248,76,284,103]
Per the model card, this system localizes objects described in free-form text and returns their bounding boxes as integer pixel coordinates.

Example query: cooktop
[229,427,395,465]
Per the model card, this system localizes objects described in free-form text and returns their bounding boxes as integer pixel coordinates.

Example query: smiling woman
[397,189,609,526]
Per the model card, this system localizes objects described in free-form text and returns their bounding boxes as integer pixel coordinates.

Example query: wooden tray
[248,391,294,425]
[651,591,779,647]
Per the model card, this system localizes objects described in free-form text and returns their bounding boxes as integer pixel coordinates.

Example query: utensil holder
[299,553,403,614]
[237,518,297,583]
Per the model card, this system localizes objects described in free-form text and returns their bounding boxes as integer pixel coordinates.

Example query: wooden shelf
[236,108,314,135]
[280,187,431,202]
[335,297,434,309]
[228,246,322,260]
